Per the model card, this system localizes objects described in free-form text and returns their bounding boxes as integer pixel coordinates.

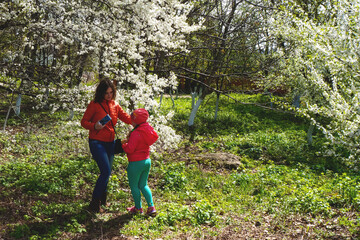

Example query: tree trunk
[3,106,12,131]
[293,93,301,108]
[15,94,22,116]
[99,43,105,81]
[159,92,163,108]
[191,86,198,109]
[169,88,175,108]
[307,123,315,145]
[44,87,50,110]
[214,92,220,120]
[188,86,205,126]
[68,107,74,120]
[188,97,203,127]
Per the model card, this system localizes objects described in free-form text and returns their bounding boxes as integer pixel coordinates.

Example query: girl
[122,108,158,216]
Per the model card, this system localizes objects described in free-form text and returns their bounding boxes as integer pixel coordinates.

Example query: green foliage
[338,215,360,235]
[149,200,217,230]
[150,203,192,228]
[1,157,95,196]
[1,93,360,239]
[159,162,188,191]
[64,218,87,234]
[10,224,30,239]
[193,200,217,225]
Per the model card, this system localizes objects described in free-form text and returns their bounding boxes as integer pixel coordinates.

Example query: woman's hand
[126,132,131,140]
[121,139,128,144]
[95,121,105,130]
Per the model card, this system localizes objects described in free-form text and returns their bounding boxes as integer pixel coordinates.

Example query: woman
[81,79,132,213]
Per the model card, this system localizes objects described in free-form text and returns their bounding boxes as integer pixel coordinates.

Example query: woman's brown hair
[94,79,116,103]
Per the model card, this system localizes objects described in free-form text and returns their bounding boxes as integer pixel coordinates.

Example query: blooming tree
[1,0,199,149]
[261,0,360,168]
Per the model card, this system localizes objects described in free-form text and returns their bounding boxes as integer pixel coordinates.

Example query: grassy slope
[0,92,359,239]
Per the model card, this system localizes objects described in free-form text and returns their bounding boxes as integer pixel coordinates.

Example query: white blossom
[262,0,360,167]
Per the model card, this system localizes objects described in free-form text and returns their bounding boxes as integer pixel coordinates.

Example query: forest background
[1,0,360,239]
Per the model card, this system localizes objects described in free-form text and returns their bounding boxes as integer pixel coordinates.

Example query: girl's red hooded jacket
[81,100,132,142]
[122,122,158,162]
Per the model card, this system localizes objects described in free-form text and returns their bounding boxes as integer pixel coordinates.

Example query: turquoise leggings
[127,159,154,209]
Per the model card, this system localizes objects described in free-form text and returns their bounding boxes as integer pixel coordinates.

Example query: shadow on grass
[0,188,134,240]
[172,102,354,174]
[1,205,135,240]
[79,211,135,240]
[173,103,308,137]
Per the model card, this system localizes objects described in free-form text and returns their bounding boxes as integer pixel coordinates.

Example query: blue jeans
[89,139,115,200]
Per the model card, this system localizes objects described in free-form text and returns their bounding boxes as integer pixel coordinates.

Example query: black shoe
[100,192,107,207]
[88,198,100,213]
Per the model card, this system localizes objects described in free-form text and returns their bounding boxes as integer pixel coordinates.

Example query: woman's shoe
[100,192,107,207]
[88,198,100,213]
[126,206,143,214]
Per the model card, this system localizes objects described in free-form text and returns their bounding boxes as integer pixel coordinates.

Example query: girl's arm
[122,131,141,153]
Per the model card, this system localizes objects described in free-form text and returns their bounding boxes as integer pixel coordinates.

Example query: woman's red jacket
[81,100,131,142]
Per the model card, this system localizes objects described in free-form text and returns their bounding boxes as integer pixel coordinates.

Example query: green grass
[0,92,359,239]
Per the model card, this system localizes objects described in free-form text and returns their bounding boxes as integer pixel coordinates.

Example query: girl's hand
[95,121,105,130]
[121,139,128,144]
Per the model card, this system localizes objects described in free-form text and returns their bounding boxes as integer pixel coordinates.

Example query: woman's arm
[81,103,96,130]
[117,105,132,124]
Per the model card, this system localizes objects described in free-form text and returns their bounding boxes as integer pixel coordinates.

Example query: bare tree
[165,0,278,126]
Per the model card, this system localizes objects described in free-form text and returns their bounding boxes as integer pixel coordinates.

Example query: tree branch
[244,0,278,10]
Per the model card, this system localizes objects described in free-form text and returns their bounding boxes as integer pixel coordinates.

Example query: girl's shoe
[126,206,143,214]
[146,206,157,217]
